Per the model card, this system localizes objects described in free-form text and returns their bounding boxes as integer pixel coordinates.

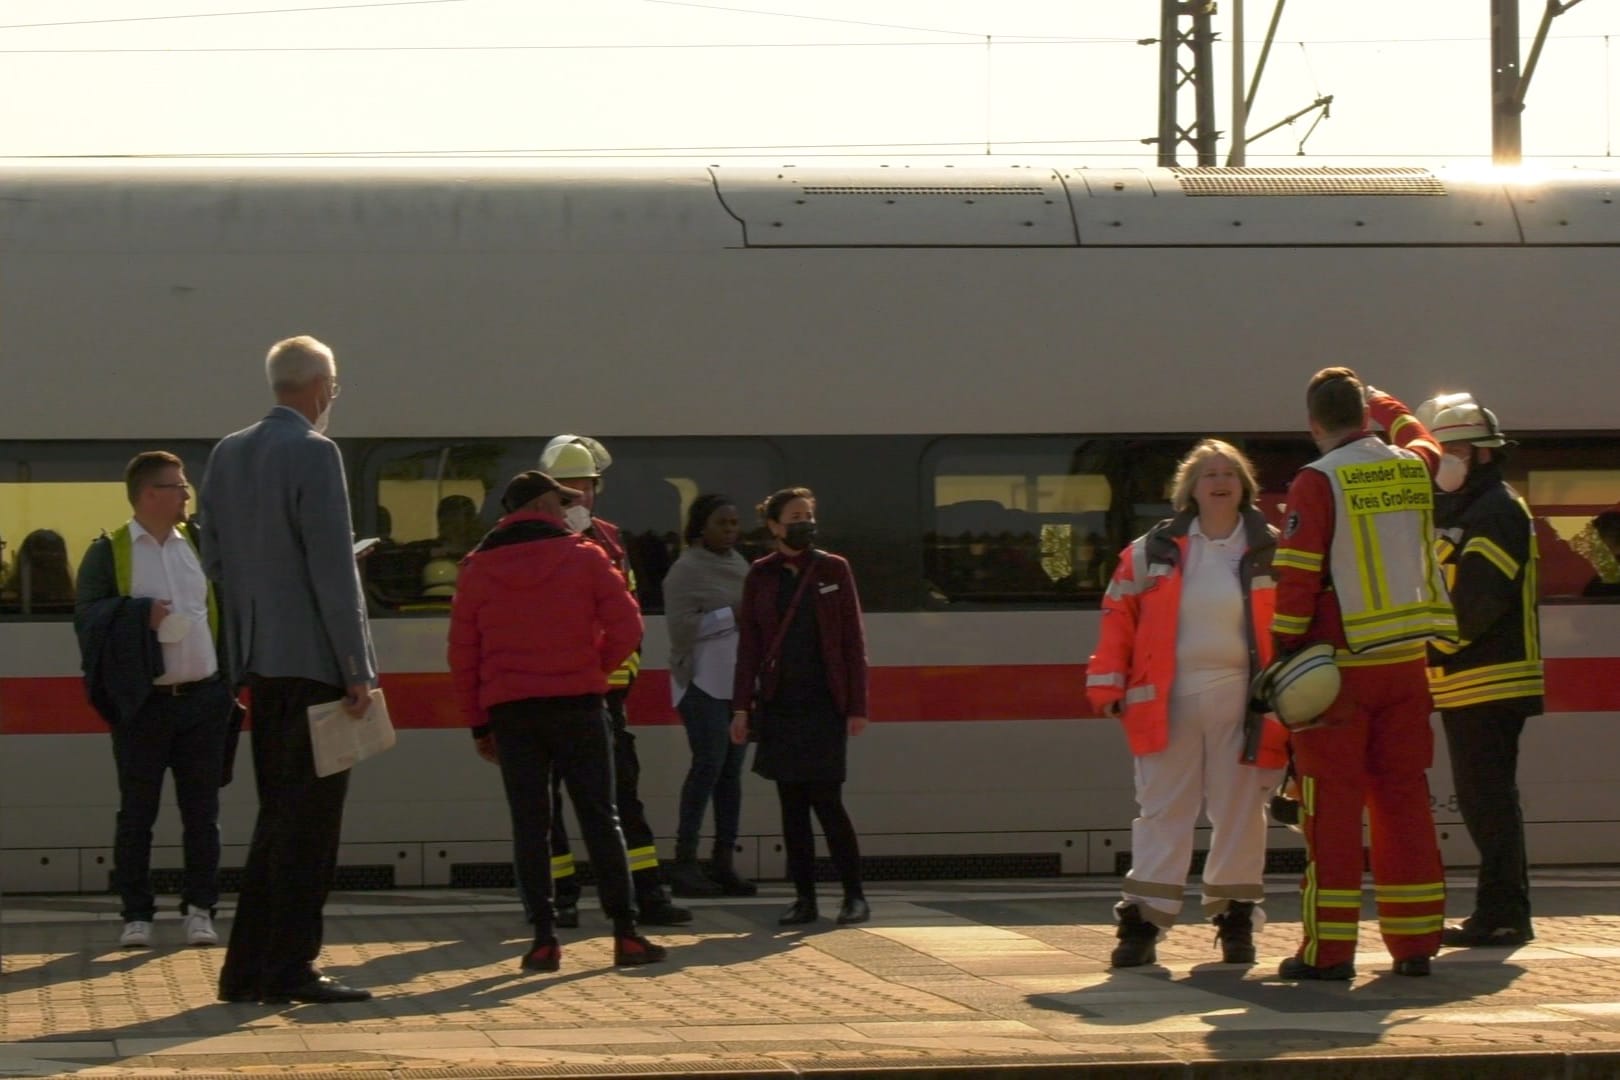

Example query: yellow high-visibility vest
[1308,438,1457,654]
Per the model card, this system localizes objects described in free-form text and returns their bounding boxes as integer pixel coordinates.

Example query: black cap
[500,470,582,514]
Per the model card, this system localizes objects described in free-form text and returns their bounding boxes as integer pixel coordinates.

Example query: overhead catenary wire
[0,0,466,32]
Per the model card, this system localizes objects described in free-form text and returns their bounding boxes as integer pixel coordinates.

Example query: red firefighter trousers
[1290,658,1446,967]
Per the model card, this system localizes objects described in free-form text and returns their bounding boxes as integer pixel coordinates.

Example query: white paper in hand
[307,688,396,778]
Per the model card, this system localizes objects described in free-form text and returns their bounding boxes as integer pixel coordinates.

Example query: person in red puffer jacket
[447,469,665,974]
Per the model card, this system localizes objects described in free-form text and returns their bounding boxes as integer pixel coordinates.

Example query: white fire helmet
[1249,642,1341,732]
[1415,392,1508,448]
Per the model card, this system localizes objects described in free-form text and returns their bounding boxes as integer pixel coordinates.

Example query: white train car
[1,161,1616,894]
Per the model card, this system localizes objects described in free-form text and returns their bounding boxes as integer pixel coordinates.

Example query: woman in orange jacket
[1086,439,1289,968]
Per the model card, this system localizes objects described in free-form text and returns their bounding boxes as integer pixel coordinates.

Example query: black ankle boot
[668,858,722,898]
[708,844,758,897]
[1212,901,1256,964]
[1111,903,1161,968]
[637,885,694,926]
[778,896,819,925]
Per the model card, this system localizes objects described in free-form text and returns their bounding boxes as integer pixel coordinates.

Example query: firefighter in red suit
[1271,367,1457,980]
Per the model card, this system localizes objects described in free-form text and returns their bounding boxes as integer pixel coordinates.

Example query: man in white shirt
[74,451,235,950]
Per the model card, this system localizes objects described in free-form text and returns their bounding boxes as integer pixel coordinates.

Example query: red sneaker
[613,933,667,967]
[521,940,561,973]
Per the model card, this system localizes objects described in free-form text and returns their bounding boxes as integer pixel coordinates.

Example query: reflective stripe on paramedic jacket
[1086,507,1289,769]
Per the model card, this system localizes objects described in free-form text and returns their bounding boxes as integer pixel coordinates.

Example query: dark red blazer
[731,550,870,718]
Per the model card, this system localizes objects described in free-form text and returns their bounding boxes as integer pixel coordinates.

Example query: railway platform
[3,872,1620,1079]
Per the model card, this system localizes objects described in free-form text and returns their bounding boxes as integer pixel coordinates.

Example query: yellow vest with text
[1307,438,1457,655]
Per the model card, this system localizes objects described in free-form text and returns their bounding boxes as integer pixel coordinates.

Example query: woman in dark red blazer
[729,487,870,926]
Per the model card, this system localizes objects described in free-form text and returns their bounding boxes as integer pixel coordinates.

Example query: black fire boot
[1110,903,1161,968]
[1212,901,1257,964]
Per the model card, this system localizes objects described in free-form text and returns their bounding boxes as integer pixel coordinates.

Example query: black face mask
[782,521,817,551]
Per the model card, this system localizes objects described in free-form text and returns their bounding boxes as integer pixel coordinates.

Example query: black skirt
[751,697,847,784]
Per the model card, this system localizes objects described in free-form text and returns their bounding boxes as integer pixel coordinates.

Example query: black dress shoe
[263,976,373,1004]
[778,897,820,926]
[1440,921,1531,948]
[836,897,870,925]
[1277,956,1355,981]
[1393,957,1431,976]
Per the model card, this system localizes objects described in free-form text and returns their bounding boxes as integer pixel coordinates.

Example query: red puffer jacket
[447,510,642,726]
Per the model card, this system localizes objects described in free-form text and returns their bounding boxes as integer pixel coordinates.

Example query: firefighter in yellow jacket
[1418,393,1543,948]
[1271,368,1456,980]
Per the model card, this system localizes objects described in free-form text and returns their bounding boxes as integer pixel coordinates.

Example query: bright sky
[2,0,1618,165]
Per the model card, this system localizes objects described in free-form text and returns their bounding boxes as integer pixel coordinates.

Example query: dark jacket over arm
[73,535,163,725]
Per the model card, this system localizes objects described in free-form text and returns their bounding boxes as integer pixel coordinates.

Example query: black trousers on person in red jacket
[489,694,638,933]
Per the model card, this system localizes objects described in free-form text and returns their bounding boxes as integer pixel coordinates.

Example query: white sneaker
[183,908,219,947]
[120,920,153,948]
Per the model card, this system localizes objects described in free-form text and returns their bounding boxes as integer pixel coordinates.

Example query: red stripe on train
[3,659,1618,734]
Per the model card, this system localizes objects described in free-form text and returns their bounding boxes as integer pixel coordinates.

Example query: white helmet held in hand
[1250,643,1341,732]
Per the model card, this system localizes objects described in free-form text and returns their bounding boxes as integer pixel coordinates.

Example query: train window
[1506,442,1620,600]
[0,443,212,619]
[923,437,1191,604]
[357,437,783,614]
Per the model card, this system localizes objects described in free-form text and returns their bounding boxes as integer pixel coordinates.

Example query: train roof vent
[797,185,1048,196]
[711,167,1076,246]
[1171,167,1447,197]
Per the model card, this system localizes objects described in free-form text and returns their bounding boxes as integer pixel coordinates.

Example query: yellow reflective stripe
[1380,914,1444,934]
[608,650,642,687]
[1375,881,1444,896]
[1462,535,1520,579]
[1272,613,1312,635]
[1432,678,1546,709]
[1351,512,1383,613]
[1376,887,1444,904]
[626,845,660,873]
[1314,889,1362,906]
[1387,413,1422,442]
[1429,637,1463,656]
[1273,548,1324,572]
[1336,641,1428,667]
[551,853,576,877]
[1430,660,1544,690]
[1315,922,1361,941]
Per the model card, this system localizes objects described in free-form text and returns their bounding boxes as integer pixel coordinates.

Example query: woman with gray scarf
[664,494,755,897]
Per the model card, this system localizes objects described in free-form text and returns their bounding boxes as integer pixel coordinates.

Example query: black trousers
[493,695,638,932]
[218,677,351,999]
[110,679,234,920]
[777,780,863,899]
[1442,703,1533,932]
[549,689,662,905]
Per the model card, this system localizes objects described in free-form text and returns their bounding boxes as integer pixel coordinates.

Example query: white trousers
[1122,675,1284,928]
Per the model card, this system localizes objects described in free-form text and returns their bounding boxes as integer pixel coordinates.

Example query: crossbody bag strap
[761,554,820,672]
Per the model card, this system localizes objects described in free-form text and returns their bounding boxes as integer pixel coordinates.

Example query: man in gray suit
[202,335,377,1005]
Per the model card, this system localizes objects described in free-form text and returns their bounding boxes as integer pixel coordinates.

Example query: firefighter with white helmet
[1271,368,1455,981]
[536,435,693,928]
[1416,391,1543,948]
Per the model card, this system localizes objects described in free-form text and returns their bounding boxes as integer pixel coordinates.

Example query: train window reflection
[925,438,1186,604]
[359,437,783,615]
[1519,466,1620,599]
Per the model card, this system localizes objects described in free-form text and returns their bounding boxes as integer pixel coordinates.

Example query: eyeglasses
[329,378,342,400]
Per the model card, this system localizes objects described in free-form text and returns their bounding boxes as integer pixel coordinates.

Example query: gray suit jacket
[199,406,377,689]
